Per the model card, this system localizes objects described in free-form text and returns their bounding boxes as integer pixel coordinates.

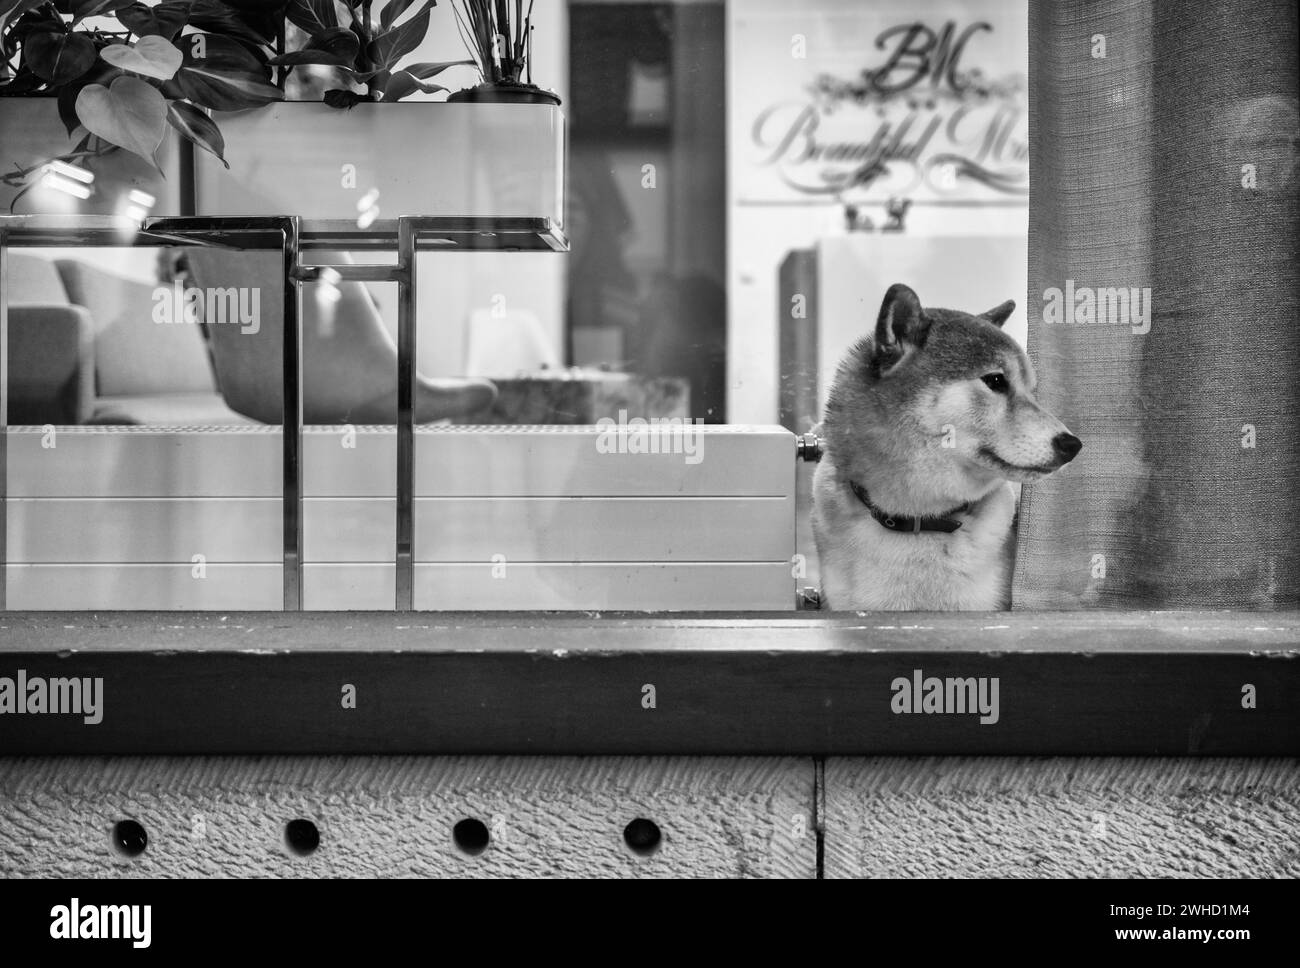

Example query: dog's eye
[981,373,1009,394]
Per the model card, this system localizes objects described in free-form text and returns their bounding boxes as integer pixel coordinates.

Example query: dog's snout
[1052,433,1083,463]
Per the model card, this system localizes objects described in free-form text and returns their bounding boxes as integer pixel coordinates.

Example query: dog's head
[824,283,1081,505]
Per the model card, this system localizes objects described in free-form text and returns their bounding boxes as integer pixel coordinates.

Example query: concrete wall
[1,757,1296,877]
[824,758,1300,878]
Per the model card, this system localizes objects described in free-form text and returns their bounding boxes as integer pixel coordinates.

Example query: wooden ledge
[0,611,1296,755]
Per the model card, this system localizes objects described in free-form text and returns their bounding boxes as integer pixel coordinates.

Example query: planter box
[0,99,566,227]
[194,102,566,228]
[0,98,180,217]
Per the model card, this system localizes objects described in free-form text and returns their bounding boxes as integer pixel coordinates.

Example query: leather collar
[848,480,969,534]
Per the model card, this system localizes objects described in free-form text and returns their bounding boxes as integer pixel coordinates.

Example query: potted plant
[0,0,285,213]
[193,0,566,226]
[271,0,473,106]
[446,0,559,105]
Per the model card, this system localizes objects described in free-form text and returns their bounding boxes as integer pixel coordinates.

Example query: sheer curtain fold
[1014,0,1299,608]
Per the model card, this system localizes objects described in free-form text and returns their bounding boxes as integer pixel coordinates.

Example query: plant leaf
[4,6,57,67]
[57,82,81,134]
[379,0,421,33]
[0,0,33,18]
[217,0,290,47]
[117,1,192,39]
[75,75,167,165]
[365,2,433,71]
[176,62,285,110]
[71,0,136,21]
[101,36,184,80]
[170,33,284,110]
[166,99,228,167]
[0,67,43,94]
[337,67,384,81]
[53,59,123,136]
[397,58,471,80]
[188,0,279,47]
[323,87,365,109]
[285,0,337,35]
[0,0,48,34]
[381,70,446,102]
[24,30,98,85]
[270,27,358,67]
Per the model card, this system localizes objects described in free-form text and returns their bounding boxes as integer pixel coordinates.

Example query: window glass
[2,240,286,609]
[3,0,1294,613]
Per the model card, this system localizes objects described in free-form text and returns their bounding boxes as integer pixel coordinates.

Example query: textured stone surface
[4,756,1295,878]
[0,757,814,878]
[825,757,1300,878]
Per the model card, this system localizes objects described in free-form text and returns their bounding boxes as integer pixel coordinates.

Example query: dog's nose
[1052,433,1083,462]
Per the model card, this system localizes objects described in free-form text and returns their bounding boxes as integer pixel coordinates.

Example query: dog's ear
[875,284,929,354]
[980,299,1016,328]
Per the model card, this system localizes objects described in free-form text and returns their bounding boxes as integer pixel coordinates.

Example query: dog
[811,283,1081,610]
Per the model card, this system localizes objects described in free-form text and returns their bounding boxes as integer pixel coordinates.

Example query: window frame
[2,225,1297,759]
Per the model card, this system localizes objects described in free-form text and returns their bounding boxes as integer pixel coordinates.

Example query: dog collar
[848,480,969,534]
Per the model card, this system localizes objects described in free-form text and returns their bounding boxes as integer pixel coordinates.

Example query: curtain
[1013,0,1299,608]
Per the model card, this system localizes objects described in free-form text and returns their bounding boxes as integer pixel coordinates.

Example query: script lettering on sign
[747,20,1027,202]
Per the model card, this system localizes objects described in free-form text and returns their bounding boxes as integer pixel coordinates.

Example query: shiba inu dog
[811,283,1081,610]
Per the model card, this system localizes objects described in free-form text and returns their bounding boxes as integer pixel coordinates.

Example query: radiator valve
[796,434,824,462]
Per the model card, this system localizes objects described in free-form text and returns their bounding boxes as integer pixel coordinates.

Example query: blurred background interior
[3,0,1029,432]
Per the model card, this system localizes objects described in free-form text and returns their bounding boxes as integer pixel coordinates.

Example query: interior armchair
[3,254,95,425]
[5,251,228,426]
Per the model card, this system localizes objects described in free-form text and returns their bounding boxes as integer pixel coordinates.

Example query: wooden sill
[0,610,1296,755]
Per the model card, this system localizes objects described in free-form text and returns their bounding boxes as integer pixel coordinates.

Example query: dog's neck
[847,479,971,533]
[833,438,1004,519]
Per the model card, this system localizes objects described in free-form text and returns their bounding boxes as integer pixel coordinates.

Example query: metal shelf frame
[0,213,568,612]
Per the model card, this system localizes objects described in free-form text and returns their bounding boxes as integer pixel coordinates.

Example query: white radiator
[5,425,796,611]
